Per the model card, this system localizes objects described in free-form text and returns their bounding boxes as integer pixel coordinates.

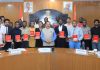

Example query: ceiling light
[50,0,55,2]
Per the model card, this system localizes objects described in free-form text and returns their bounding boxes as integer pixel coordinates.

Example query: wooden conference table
[0,48,100,70]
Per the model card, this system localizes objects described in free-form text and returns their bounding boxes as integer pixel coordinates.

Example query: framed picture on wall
[63,1,73,13]
[24,2,33,13]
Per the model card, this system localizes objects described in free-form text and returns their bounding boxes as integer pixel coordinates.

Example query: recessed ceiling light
[7,4,13,7]
[50,0,55,2]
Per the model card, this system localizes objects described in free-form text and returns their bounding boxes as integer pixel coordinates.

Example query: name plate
[9,50,22,55]
[17,48,26,52]
[38,48,52,53]
[96,51,100,58]
[0,53,3,58]
[8,49,23,55]
[75,49,88,55]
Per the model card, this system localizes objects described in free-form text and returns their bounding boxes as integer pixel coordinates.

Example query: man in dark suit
[55,18,68,48]
[12,21,22,49]
[3,19,13,50]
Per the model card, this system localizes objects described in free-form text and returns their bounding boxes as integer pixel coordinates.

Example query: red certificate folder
[23,34,29,41]
[5,35,11,42]
[59,31,65,38]
[30,31,34,37]
[72,35,78,41]
[35,32,40,39]
[84,34,90,39]
[15,35,21,42]
[93,35,99,43]
[0,44,4,48]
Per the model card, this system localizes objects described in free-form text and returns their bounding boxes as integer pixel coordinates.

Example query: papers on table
[0,53,3,58]
[17,48,26,52]
[75,49,88,55]
[8,48,26,55]
[95,51,100,58]
[93,49,97,52]
[38,48,52,53]
[0,53,2,56]
[88,51,94,53]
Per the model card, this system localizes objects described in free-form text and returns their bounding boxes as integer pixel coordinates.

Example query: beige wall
[0,0,73,23]
[0,3,22,23]
[75,1,100,27]
[23,0,73,23]
[0,1,100,27]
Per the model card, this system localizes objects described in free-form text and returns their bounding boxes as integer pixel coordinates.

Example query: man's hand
[59,36,65,38]
[73,39,79,42]
[46,39,52,44]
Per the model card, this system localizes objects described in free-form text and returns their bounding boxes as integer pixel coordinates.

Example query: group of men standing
[0,16,100,51]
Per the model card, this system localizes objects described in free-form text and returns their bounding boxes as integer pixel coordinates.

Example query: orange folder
[15,35,21,42]
[59,31,65,38]
[23,34,29,41]
[72,35,78,41]
[93,35,99,43]
[30,31,34,37]
[35,32,40,39]
[5,35,11,42]
[0,44,4,48]
[84,34,90,39]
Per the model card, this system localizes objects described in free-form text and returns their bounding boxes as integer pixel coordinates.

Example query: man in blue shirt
[68,21,83,49]
[41,21,56,47]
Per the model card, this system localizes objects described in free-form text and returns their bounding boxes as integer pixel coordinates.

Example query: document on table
[96,51,100,58]
[75,49,88,55]
[0,53,3,58]
[8,48,26,55]
[38,48,52,53]
[17,48,26,52]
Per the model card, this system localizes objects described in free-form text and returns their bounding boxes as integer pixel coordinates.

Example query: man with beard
[82,20,92,50]
[55,18,68,48]
[91,19,100,51]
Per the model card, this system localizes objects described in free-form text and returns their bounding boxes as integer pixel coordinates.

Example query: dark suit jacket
[54,25,68,48]
[4,26,13,50]
[35,28,43,47]
[7,26,13,35]
[55,25,68,38]
[11,27,22,42]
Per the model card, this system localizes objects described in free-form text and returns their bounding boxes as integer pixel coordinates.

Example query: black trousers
[82,39,92,50]
[43,46,54,48]
[55,38,67,48]
[35,39,43,47]
[14,42,22,49]
[3,42,12,50]
[0,48,3,51]
[21,41,29,48]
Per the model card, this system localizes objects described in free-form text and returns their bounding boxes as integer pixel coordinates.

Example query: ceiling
[0,0,24,2]
[0,0,100,2]
[73,0,100,1]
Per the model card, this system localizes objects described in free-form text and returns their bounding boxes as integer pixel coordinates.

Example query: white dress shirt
[58,25,63,31]
[0,25,5,45]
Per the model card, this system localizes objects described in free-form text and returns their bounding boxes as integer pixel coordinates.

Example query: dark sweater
[91,26,100,38]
